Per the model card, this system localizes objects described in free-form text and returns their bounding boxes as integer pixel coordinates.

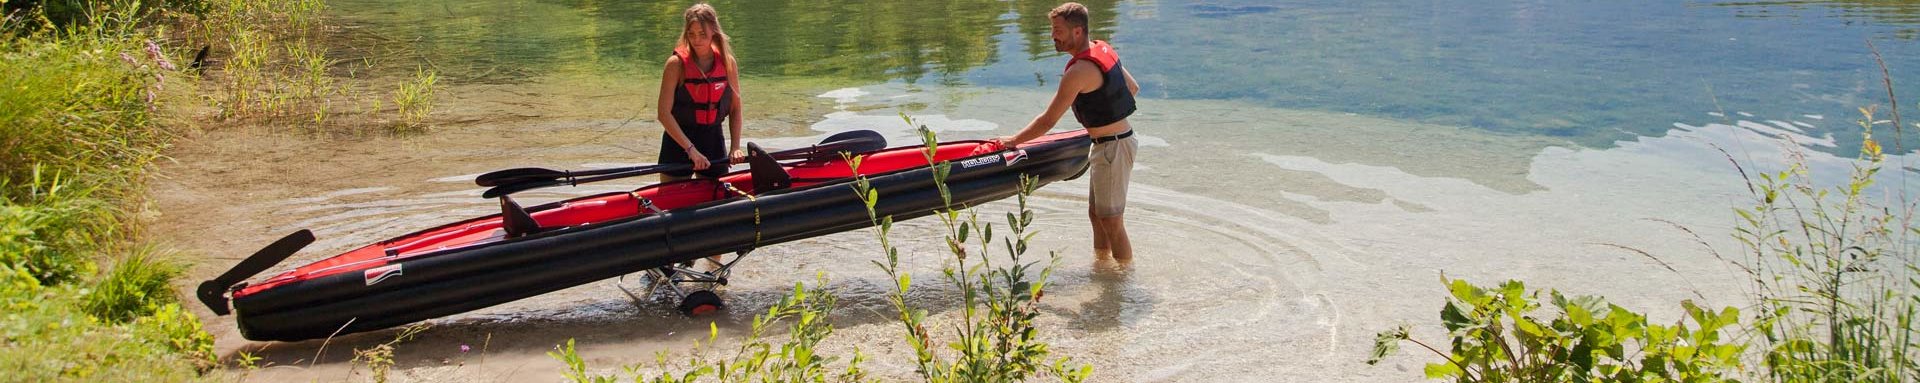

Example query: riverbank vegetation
[1371,71,1920,381]
[3,1,215,380]
[2,0,439,379]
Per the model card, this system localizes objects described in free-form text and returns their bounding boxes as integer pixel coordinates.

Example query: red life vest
[1066,40,1136,128]
[672,45,732,127]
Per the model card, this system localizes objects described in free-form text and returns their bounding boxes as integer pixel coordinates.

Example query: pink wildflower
[145,40,177,71]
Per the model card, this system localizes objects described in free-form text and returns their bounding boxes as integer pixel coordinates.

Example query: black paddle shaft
[474,130,885,187]
[477,130,887,198]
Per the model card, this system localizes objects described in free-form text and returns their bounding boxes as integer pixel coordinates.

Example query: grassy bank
[1,0,357,380]
[2,13,211,383]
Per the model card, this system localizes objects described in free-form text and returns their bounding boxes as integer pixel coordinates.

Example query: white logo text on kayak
[960,155,1001,169]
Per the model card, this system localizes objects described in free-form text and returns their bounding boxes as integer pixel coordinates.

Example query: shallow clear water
[193,0,1920,381]
[330,0,1920,151]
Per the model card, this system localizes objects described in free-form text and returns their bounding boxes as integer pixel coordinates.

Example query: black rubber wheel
[677,290,725,316]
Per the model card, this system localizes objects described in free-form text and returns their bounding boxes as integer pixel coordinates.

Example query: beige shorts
[1089,134,1136,218]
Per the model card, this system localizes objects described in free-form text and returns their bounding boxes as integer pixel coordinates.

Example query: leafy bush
[1369,277,1745,382]
[81,245,185,322]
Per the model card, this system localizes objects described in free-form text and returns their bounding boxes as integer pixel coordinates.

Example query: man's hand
[993,135,1018,148]
[729,148,747,164]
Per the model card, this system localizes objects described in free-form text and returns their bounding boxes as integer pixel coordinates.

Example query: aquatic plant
[391,66,437,132]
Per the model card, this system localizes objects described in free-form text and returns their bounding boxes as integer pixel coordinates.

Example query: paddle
[197,229,316,315]
[478,130,887,198]
[475,129,886,187]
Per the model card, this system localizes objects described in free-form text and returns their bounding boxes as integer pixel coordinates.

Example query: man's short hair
[1049,2,1090,34]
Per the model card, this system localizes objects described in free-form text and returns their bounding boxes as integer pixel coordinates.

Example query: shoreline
[153,67,1849,380]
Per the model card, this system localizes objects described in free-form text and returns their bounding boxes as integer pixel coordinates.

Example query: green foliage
[0,170,108,285]
[548,278,866,383]
[192,0,356,128]
[1369,277,1745,382]
[391,66,437,132]
[4,0,211,32]
[851,117,1091,382]
[352,324,430,383]
[81,245,184,322]
[0,1,222,380]
[0,32,167,204]
[0,275,213,381]
[1731,106,1920,382]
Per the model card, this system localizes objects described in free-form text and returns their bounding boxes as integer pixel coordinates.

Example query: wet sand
[152,69,1891,381]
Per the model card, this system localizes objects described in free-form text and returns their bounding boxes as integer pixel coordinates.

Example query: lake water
[215,0,1920,381]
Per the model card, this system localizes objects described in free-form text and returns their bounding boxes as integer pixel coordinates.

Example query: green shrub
[0,281,211,381]
[1369,277,1745,382]
[0,2,220,380]
[81,245,184,322]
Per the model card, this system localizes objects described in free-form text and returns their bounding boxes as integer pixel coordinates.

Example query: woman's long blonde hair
[679,4,735,68]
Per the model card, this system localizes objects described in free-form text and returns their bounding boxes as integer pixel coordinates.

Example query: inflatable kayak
[197,130,1092,341]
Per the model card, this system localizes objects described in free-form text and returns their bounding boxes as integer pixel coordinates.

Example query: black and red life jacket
[672,45,732,129]
[1067,40,1136,128]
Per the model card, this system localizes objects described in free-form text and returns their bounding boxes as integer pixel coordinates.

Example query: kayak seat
[747,143,791,194]
[499,195,541,238]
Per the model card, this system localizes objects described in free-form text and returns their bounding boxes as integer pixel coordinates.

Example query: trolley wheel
[677,290,725,316]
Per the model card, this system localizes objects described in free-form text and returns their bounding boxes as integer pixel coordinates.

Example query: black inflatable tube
[233,137,1089,341]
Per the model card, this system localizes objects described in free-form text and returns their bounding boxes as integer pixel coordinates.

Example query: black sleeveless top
[1068,40,1136,127]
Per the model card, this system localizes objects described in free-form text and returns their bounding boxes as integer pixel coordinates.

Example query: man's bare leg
[1090,207,1112,258]
[1096,214,1131,262]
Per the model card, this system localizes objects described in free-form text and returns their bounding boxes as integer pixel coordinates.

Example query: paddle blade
[475,167,567,187]
[819,129,888,156]
[198,229,315,315]
[765,130,887,161]
[482,180,560,199]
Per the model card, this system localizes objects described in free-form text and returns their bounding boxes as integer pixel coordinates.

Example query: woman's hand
[688,149,711,170]
[730,148,747,164]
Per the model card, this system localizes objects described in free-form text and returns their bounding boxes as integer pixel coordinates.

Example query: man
[996,2,1140,261]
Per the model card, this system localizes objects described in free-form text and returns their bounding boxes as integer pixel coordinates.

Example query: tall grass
[183,0,436,134]
[1730,105,1920,381]
[391,66,437,132]
[1,1,220,380]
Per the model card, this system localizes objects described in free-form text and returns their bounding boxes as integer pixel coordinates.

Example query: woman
[657,3,744,182]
